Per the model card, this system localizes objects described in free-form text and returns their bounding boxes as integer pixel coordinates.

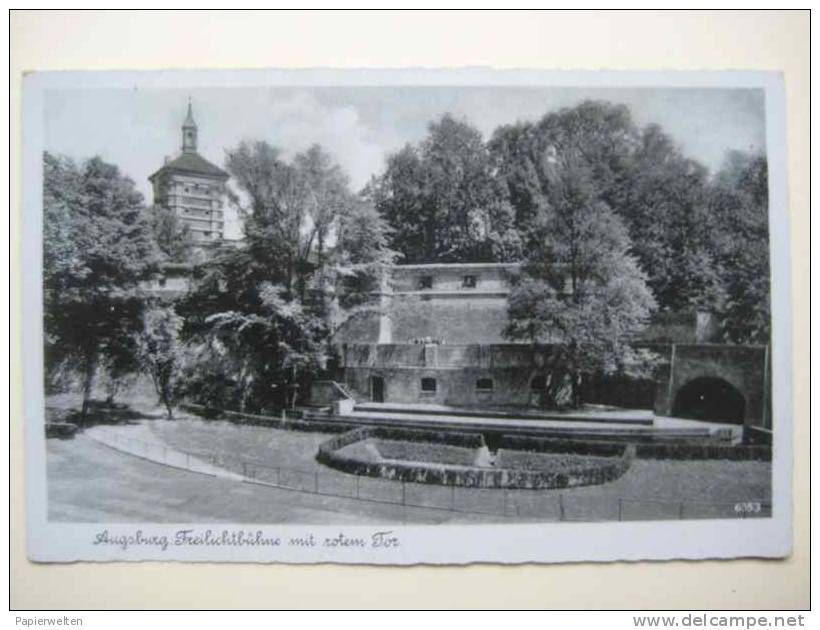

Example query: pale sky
[44,86,765,239]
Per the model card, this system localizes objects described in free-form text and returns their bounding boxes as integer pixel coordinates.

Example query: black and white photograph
[21,68,791,565]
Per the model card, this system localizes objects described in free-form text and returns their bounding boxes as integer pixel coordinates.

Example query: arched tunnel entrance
[672,377,746,424]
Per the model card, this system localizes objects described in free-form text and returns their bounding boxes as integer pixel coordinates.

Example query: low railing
[93,428,772,523]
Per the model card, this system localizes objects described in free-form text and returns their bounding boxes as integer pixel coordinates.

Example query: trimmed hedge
[374,440,480,466]
[316,427,635,490]
[500,435,628,457]
[635,442,771,461]
[181,404,768,462]
[182,404,486,446]
[180,403,359,434]
[365,426,485,448]
[501,433,771,462]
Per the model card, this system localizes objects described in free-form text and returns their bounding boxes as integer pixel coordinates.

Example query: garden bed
[374,439,481,467]
[496,450,610,473]
[317,427,634,490]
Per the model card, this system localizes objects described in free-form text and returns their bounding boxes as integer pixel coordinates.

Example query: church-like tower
[149,101,229,242]
[182,101,198,153]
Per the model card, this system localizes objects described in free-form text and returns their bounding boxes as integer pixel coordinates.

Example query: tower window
[417,275,433,290]
[420,378,437,393]
[462,275,478,288]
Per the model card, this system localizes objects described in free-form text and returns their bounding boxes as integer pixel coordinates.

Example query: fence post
[356,475,360,500]
[558,493,565,521]
[185,452,190,468]
[314,471,319,493]
[451,484,456,511]
[678,502,685,519]
[275,468,280,486]
[401,481,406,506]
[242,461,247,477]
[618,498,623,521]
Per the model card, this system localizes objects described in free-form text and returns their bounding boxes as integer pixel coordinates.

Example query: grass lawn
[44,394,771,523]
[496,449,613,472]
[373,439,480,466]
[47,434,502,524]
[145,415,772,522]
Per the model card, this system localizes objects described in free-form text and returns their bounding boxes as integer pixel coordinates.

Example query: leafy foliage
[505,160,657,408]
[137,307,184,418]
[146,204,195,263]
[42,100,772,420]
[177,142,395,412]
[490,101,723,313]
[371,114,521,263]
[43,152,160,419]
[709,151,770,343]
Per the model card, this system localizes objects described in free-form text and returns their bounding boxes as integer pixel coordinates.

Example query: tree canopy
[43,152,160,418]
[176,141,396,412]
[146,204,195,264]
[709,151,770,343]
[505,156,657,408]
[42,98,772,419]
[490,101,727,314]
[371,114,521,264]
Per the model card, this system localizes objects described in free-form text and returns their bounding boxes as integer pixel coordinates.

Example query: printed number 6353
[734,502,761,513]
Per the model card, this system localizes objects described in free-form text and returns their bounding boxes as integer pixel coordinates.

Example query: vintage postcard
[22,68,791,564]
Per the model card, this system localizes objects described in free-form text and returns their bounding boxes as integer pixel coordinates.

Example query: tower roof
[183,100,197,128]
[149,152,229,181]
[149,99,228,181]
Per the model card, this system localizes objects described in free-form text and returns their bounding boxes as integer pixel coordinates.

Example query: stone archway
[672,376,746,424]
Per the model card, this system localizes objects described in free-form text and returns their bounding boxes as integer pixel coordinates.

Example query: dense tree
[146,204,194,263]
[617,124,722,311]
[177,142,393,412]
[333,194,398,310]
[709,151,770,343]
[43,152,160,420]
[505,159,656,409]
[223,141,352,299]
[372,114,521,263]
[490,101,721,313]
[137,306,184,418]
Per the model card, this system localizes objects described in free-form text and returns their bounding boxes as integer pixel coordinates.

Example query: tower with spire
[182,99,198,153]
[149,100,229,243]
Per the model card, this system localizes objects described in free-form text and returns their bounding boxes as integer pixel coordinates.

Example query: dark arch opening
[672,377,746,424]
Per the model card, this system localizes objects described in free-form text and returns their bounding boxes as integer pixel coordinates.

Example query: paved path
[86,423,243,480]
[47,431,501,524]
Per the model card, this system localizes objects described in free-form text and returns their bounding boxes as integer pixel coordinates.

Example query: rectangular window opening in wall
[476,378,494,391]
[420,377,437,393]
[462,275,478,288]
[417,275,433,290]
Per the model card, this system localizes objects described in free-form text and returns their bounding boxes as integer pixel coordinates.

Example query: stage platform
[303,403,741,443]
[354,401,654,425]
